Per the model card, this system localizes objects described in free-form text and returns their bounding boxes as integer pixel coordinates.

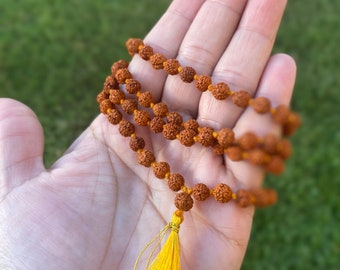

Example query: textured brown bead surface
[139,45,154,60]
[247,149,269,165]
[153,162,170,179]
[125,38,144,56]
[97,90,109,104]
[129,136,145,151]
[178,129,196,147]
[212,183,233,203]
[166,111,183,125]
[225,146,243,161]
[212,143,225,155]
[195,75,212,92]
[107,109,122,125]
[273,105,290,124]
[111,60,129,75]
[125,79,141,94]
[251,189,278,207]
[217,128,235,148]
[283,112,302,136]
[104,75,118,90]
[109,89,125,104]
[121,99,137,114]
[192,183,210,201]
[252,97,271,114]
[149,116,165,133]
[119,120,135,137]
[197,127,215,147]
[179,66,196,83]
[276,139,292,159]
[138,91,154,107]
[152,102,168,117]
[232,90,251,108]
[235,189,252,207]
[237,132,258,150]
[262,134,280,154]
[183,119,199,133]
[150,53,166,69]
[163,123,181,140]
[100,99,114,114]
[174,192,194,211]
[265,155,285,175]
[168,174,185,191]
[210,82,231,100]
[138,149,155,167]
[134,110,151,126]
[163,59,180,75]
[115,68,132,84]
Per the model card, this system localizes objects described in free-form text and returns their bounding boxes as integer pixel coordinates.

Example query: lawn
[1,0,339,269]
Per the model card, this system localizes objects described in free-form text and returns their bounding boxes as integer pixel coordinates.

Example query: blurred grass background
[0,0,339,269]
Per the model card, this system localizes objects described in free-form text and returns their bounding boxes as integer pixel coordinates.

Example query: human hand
[0,0,296,269]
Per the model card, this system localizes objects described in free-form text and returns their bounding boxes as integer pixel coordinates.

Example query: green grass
[1,0,339,269]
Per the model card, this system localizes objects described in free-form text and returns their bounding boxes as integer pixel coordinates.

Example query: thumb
[0,98,45,196]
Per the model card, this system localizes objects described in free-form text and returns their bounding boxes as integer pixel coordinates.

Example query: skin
[0,0,296,269]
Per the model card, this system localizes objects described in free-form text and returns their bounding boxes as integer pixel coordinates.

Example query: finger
[0,98,45,197]
[128,0,205,101]
[162,0,247,115]
[228,54,297,188]
[198,0,288,128]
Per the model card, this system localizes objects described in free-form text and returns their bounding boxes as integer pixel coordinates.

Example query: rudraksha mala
[97,38,301,269]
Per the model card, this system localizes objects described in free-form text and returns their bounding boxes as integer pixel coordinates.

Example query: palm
[0,0,296,269]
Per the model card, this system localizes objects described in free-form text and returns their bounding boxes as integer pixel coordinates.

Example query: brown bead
[107,109,122,125]
[197,127,215,147]
[251,189,278,207]
[212,143,225,155]
[149,116,165,133]
[192,183,210,201]
[212,183,233,203]
[163,59,180,75]
[225,146,243,161]
[183,119,199,133]
[217,128,235,148]
[121,99,138,114]
[138,91,154,107]
[166,111,183,125]
[152,102,168,117]
[283,112,302,136]
[247,149,269,165]
[109,89,125,105]
[103,75,118,90]
[276,139,292,159]
[129,136,145,151]
[134,110,151,126]
[125,79,141,94]
[99,99,114,114]
[153,162,170,179]
[265,155,285,175]
[125,38,144,56]
[137,149,155,167]
[209,82,231,100]
[150,53,166,69]
[178,129,196,147]
[97,89,109,104]
[252,97,271,114]
[119,120,135,137]
[272,105,290,124]
[262,134,280,154]
[232,90,251,108]
[235,189,252,208]
[163,123,181,140]
[115,68,132,84]
[237,132,258,150]
[179,66,196,83]
[139,45,154,60]
[195,75,212,92]
[174,192,194,211]
[111,60,129,75]
[168,174,185,191]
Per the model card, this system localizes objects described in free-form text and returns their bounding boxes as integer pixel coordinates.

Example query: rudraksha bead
[196,127,215,147]
[111,60,129,75]
[152,162,170,179]
[134,110,151,126]
[149,116,165,133]
[115,68,132,84]
[152,102,168,117]
[107,109,122,125]
[251,189,278,207]
[247,149,269,165]
[126,79,141,94]
[251,97,271,114]
[192,183,210,201]
[283,112,301,136]
[137,149,155,167]
[183,119,199,133]
[212,142,225,155]
[272,105,290,124]
[232,90,251,108]
[100,99,114,114]
[235,189,252,207]
[209,82,231,100]
[150,53,166,69]
[119,120,135,137]
[179,66,196,83]
[163,59,180,75]
[166,111,183,125]
[129,136,145,151]
[109,89,125,104]
[217,128,235,148]
[168,174,185,192]
[103,75,118,90]
[265,155,285,175]
[139,45,154,60]
[178,129,196,147]
[121,99,137,114]
[195,75,212,92]
[125,38,144,56]
[163,123,181,140]
[97,89,110,104]
[174,192,194,211]
[237,132,258,150]
[276,139,292,159]
[212,183,233,203]
[138,91,154,107]
[262,134,280,154]
[225,146,243,161]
